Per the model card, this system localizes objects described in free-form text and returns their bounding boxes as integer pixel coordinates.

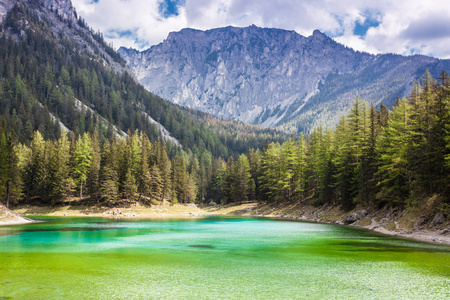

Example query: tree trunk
[80,181,83,199]
[6,182,10,209]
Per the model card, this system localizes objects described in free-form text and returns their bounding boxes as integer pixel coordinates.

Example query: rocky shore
[0,204,33,225]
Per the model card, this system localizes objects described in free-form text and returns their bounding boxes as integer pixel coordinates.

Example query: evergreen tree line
[0,127,199,207]
[208,71,450,211]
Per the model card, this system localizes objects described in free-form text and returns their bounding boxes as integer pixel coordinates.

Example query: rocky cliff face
[0,0,128,75]
[119,26,450,132]
[41,0,76,20]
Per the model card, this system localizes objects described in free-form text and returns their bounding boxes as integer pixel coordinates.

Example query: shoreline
[204,202,450,246]
[0,204,34,226]
[3,202,450,246]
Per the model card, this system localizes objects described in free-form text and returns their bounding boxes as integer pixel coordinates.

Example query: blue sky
[72,0,450,59]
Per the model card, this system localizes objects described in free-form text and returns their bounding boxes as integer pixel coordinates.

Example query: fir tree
[72,133,93,198]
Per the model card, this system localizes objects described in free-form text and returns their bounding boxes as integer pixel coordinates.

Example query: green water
[0,217,449,299]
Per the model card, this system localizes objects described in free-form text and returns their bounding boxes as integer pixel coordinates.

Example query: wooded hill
[0,2,288,158]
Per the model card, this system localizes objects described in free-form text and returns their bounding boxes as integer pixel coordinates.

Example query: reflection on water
[0,216,449,299]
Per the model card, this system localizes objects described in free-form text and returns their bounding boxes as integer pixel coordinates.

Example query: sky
[71,0,450,59]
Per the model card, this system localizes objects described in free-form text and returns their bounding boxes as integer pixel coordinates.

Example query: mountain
[118,26,450,133]
[0,0,288,158]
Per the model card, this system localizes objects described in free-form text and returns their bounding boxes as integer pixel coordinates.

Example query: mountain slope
[0,0,288,158]
[118,26,450,133]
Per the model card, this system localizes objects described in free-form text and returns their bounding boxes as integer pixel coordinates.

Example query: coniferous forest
[0,2,449,214]
[1,70,449,212]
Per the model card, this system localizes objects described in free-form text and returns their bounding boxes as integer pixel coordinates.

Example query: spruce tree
[72,133,93,198]
[157,141,171,201]
[148,165,163,201]
[99,140,119,202]
[376,98,412,205]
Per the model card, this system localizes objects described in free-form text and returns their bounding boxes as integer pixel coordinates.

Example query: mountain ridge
[119,25,450,132]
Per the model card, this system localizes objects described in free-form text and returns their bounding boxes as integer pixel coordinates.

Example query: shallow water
[0,216,449,299]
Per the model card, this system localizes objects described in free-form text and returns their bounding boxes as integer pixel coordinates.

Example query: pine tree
[47,131,72,201]
[138,133,151,198]
[280,137,296,201]
[260,143,282,202]
[333,116,354,209]
[172,156,188,203]
[72,133,93,198]
[305,127,322,200]
[185,173,198,203]
[428,70,450,196]
[0,131,22,208]
[122,168,137,200]
[148,165,162,201]
[235,154,252,203]
[355,103,378,204]
[127,130,142,184]
[224,156,236,203]
[376,98,412,205]
[408,70,437,194]
[99,140,119,202]
[247,148,261,201]
[87,130,101,198]
[317,128,336,205]
[294,134,307,201]
[157,141,171,201]
[24,131,47,200]
[212,159,227,203]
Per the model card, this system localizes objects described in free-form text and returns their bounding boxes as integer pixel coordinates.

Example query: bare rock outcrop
[344,210,368,225]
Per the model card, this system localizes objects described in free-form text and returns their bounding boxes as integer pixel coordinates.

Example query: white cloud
[72,0,450,58]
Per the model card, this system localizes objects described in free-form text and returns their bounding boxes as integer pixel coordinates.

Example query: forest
[0,70,449,212]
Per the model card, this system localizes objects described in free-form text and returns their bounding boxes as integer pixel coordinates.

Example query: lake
[0,217,449,299]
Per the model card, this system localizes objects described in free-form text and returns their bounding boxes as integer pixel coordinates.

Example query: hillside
[119,25,450,133]
[0,0,288,158]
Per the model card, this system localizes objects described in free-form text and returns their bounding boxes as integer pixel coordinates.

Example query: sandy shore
[4,202,450,246]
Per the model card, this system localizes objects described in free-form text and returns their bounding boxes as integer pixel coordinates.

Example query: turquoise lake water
[0,216,449,299]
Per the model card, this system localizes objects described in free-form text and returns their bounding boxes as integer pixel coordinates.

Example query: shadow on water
[189,244,214,249]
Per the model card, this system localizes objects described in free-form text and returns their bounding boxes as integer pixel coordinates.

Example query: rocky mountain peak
[312,29,327,40]
[0,0,76,22]
[118,25,450,132]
